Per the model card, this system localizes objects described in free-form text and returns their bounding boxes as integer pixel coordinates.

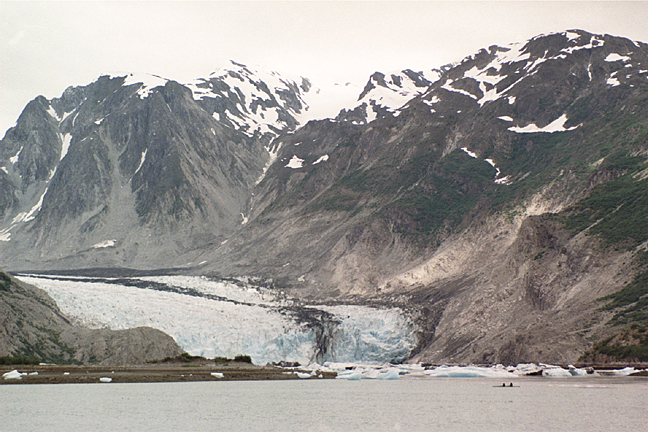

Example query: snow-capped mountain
[183,62,313,139]
[336,69,442,124]
[3,30,648,366]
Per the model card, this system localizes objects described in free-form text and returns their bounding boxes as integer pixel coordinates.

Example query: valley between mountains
[2,30,648,366]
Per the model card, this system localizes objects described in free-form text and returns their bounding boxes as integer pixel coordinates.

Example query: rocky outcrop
[0,270,182,364]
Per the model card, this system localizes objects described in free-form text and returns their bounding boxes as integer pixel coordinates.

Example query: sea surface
[2,376,647,431]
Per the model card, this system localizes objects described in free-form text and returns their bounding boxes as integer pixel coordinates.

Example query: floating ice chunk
[542,367,572,377]
[508,96,516,105]
[63,372,70,375]
[336,370,363,380]
[211,372,224,378]
[605,53,631,63]
[3,370,24,380]
[312,155,329,165]
[29,371,39,376]
[1,166,7,174]
[498,116,513,122]
[609,367,636,376]
[568,365,587,376]
[92,240,116,249]
[99,377,112,383]
[285,155,304,169]
[296,372,311,379]
[377,368,400,380]
[95,118,103,125]
[424,365,513,378]
[508,114,579,134]
[511,363,543,375]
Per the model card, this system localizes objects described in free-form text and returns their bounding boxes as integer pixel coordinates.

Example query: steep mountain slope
[3,30,648,365]
[199,30,648,364]
[0,269,182,364]
[0,63,319,270]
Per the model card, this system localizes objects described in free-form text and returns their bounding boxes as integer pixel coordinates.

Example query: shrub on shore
[0,356,40,365]
[234,355,253,364]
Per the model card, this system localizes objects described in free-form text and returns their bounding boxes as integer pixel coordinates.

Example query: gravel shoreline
[0,362,337,385]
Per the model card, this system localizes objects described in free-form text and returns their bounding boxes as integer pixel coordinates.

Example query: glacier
[17,274,417,365]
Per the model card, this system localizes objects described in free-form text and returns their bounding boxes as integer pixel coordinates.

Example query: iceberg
[3,370,24,380]
[424,365,514,378]
[542,367,573,378]
[336,370,364,380]
[377,368,400,380]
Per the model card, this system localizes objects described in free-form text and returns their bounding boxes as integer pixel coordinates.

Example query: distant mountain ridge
[3,30,648,365]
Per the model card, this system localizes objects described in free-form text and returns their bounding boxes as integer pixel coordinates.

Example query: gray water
[2,377,647,431]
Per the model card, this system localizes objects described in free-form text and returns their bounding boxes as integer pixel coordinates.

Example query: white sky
[2,1,648,136]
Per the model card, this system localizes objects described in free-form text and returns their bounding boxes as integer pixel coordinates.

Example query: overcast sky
[2,1,648,135]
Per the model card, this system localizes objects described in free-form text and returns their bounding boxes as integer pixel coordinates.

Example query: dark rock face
[3,32,648,364]
[0,63,313,269]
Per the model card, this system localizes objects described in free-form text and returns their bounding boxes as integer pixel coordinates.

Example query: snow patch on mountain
[9,147,22,165]
[605,53,632,63]
[313,155,329,165]
[59,133,72,161]
[285,155,304,169]
[134,149,147,175]
[508,114,580,134]
[92,240,116,249]
[118,73,169,99]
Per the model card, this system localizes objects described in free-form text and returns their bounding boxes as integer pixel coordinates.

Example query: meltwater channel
[17,274,417,365]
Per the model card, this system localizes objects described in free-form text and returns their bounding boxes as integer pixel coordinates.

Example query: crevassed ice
[17,275,416,365]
